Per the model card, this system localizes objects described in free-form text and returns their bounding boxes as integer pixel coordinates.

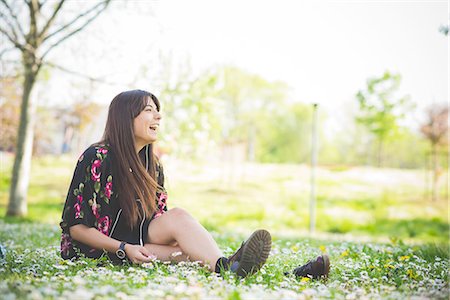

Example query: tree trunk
[431,142,438,202]
[7,65,37,217]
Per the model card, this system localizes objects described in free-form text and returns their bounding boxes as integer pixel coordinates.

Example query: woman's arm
[70,224,153,263]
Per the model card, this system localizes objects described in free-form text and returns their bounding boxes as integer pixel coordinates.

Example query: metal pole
[309,103,318,234]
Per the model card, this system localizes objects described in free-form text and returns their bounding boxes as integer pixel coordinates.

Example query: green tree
[381,128,428,168]
[216,66,288,161]
[1,0,111,217]
[157,65,288,161]
[256,102,313,163]
[156,63,223,158]
[355,71,412,167]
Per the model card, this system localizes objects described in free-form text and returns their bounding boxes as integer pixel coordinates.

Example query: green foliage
[157,67,223,157]
[332,126,429,169]
[356,71,414,166]
[381,128,429,168]
[256,102,313,163]
[154,65,429,168]
[157,63,319,164]
[156,64,290,161]
[216,66,288,142]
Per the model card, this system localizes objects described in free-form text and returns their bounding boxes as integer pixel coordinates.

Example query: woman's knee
[148,208,193,243]
[167,207,193,221]
[166,207,197,228]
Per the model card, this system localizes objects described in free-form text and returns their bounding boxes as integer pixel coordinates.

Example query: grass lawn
[0,221,448,299]
[0,153,448,299]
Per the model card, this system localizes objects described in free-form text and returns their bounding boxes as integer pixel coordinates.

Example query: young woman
[60,89,329,279]
[60,90,272,277]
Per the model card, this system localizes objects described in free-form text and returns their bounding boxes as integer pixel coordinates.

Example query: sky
[42,0,448,134]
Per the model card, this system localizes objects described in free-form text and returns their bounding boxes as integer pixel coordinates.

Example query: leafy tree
[157,65,288,161]
[216,66,288,161]
[0,0,111,217]
[381,128,428,169]
[355,71,412,167]
[156,59,223,158]
[421,105,448,201]
[256,102,312,163]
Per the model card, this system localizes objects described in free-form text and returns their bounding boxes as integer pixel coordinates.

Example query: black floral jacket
[59,144,167,260]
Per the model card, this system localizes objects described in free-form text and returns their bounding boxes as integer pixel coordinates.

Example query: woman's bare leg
[146,208,223,271]
[143,244,189,263]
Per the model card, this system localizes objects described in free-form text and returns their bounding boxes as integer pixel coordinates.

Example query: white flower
[52,264,67,270]
[171,251,183,258]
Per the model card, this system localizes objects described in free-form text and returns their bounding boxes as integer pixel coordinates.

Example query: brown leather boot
[227,229,272,278]
[291,254,330,279]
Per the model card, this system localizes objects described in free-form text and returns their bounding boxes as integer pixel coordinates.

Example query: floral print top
[60,144,168,260]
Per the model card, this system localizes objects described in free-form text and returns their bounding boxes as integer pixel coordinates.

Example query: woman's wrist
[123,243,129,257]
[115,241,127,259]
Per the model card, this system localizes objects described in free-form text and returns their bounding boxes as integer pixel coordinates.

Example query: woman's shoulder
[77,143,112,165]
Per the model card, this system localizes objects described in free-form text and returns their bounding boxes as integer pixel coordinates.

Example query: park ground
[0,153,448,299]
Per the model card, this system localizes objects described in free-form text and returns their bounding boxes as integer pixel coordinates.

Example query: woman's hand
[69,225,156,263]
[124,244,155,264]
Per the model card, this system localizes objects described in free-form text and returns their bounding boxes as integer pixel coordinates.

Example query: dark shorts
[142,217,152,244]
[110,199,158,246]
[112,216,153,246]
[107,216,153,264]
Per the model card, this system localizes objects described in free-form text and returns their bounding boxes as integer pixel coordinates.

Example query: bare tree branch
[37,0,66,41]
[38,0,49,9]
[0,26,25,51]
[40,0,110,60]
[45,61,130,87]
[0,0,26,39]
[27,0,39,48]
[6,0,112,218]
[42,0,109,44]
[0,10,19,41]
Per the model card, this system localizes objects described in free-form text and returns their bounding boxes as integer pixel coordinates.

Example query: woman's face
[133,97,161,149]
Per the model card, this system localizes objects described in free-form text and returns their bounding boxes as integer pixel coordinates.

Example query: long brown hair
[100,90,160,229]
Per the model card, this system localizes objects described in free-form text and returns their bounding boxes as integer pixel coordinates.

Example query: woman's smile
[133,98,162,150]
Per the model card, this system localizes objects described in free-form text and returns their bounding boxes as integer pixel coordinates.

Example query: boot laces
[294,259,314,276]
